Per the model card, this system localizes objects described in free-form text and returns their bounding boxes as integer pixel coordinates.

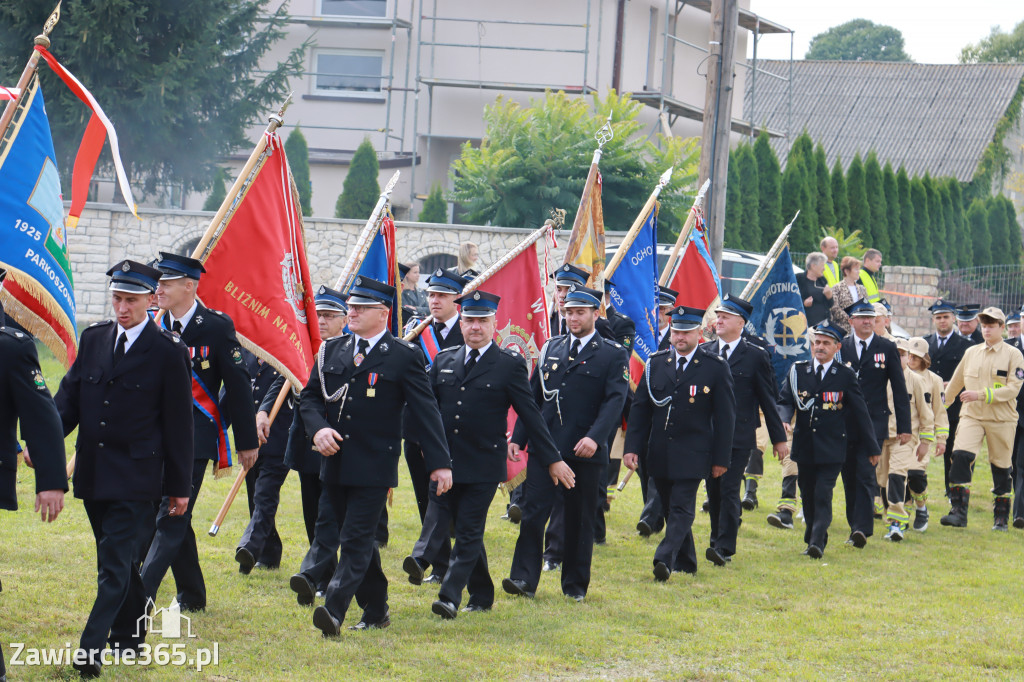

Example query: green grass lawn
[2,346,1023,680]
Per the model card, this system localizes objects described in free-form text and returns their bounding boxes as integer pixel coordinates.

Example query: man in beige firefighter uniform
[874,339,934,541]
[942,307,1024,530]
[903,337,949,532]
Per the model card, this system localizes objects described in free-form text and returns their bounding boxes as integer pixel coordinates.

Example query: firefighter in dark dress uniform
[924,300,973,497]
[623,305,735,580]
[140,252,259,612]
[55,261,193,677]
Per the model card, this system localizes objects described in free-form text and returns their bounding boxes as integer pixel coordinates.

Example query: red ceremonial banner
[197,133,321,389]
[488,243,549,488]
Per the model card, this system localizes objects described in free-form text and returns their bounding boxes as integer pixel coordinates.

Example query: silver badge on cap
[473,292,481,300]
[435,269,443,277]
[355,277,362,286]
[569,284,578,292]
[121,262,130,272]
[319,285,326,295]
[563,265,570,271]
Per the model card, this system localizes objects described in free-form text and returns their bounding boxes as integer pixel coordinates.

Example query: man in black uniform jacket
[502,284,628,601]
[235,349,290,574]
[140,252,259,612]
[957,304,985,345]
[924,299,972,496]
[840,300,911,548]
[1,305,67,681]
[301,277,452,635]
[428,291,572,619]
[701,295,788,565]
[624,305,735,580]
[55,261,193,677]
[635,285,678,538]
[1005,312,1024,527]
[778,322,878,558]
[402,267,466,583]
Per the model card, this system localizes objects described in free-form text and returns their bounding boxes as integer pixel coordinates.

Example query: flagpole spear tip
[546,207,566,231]
[658,166,674,188]
[267,92,293,132]
[35,1,62,47]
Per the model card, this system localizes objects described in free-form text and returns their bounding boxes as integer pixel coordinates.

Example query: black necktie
[938,336,946,350]
[569,339,581,361]
[560,319,567,336]
[677,356,686,378]
[172,320,182,335]
[859,340,867,362]
[721,343,730,360]
[815,364,824,386]
[354,339,369,366]
[113,332,127,364]
[434,321,445,339]
[465,347,480,372]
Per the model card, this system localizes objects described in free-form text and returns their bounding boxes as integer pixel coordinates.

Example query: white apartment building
[184,0,792,219]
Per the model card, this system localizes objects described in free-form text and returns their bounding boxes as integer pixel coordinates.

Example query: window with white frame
[320,0,386,17]
[313,50,384,97]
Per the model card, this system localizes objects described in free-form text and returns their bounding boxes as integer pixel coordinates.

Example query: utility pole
[698,0,739,267]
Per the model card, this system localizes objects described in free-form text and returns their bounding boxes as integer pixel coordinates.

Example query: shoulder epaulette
[158,327,183,345]
[649,348,671,358]
[500,347,522,358]
[436,346,459,355]
[601,336,623,349]
[0,326,30,341]
[794,359,810,366]
[396,337,417,350]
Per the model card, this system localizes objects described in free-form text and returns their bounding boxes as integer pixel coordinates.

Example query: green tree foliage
[753,132,783,250]
[959,19,1024,63]
[846,155,871,246]
[895,167,918,266]
[450,90,700,233]
[909,177,931,266]
[0,1,306,196]
[831,158,850,230]
[986,196,1011,265]
[781,155,817,252]
[820,226,866,260]
[944,179,973,267]
[419,184,448,223]
[967,199,992,265]
[938,183,959,267]
[806,19,911,62]
[285,127,313,217]
[922,175,948,266]
[336,138,380,219]
[202,168,227,212]
[863,152,890,256]
[881,163,902,264]
[736,144,761,250]
[788,133,817,219]
[1003,196,1022,264]
[814,145,836,229]
[724,149,743,249]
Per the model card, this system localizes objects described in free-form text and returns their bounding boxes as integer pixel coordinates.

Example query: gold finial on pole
[547,207,566,230]
[594,113,614,149]
[36,2,62,48]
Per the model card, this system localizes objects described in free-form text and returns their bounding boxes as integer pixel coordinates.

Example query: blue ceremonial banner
[356,210,401,333]
[745,245,810,390]
[0,77,78,366]
[608,204,659,389]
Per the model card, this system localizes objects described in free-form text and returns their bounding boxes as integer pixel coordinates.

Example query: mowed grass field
[2,345,1023,681]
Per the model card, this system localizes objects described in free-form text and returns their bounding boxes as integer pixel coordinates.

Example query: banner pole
[602,167,673,282]
[659,178,711,286]
[0,3,60,141]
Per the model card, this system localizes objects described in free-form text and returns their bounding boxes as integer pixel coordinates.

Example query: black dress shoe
[653,561,671,582]
[349,612,390,631]
[290,573,316,607]
[255,561,280,570]
[1013,517,1024,529]
[72,659,102,678]
[461,604,491,613]
[636,520,653,537]
[507,504,522,523]
[424,573,443,585]
[705,547,727,567]
[701,498,710,513]
[807,545,824,559]
[235,547,256,575]
[542,560,560,572]
[501,578,535,598]
[402,556,425,585]
[850,530,867,548]
[431,600,458,619]
[313,605,342,637]
[177,601,205,613]
[565,593,585,602]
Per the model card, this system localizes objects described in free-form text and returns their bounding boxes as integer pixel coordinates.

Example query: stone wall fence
[879,265,941,338]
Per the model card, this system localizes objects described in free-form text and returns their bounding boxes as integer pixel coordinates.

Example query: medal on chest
[874,353,885,369]
[367,372,379,398]
[190,345,211,370]
[689,385,697,403]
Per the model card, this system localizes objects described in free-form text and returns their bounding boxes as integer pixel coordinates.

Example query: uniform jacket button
[453,429,459,434]
[100,422,106,427]
[455,415,460,420]
[456,401,462,406]
[103,401,110,406]
[98,442,105,447]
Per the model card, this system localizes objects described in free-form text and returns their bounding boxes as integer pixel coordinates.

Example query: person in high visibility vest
[859,249,883,303]
[820,237,841,287]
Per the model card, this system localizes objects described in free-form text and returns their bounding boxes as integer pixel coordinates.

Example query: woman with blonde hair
[829,256,867,334]
[458,241,479,274]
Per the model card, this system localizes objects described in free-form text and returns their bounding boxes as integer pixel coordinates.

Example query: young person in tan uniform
[941,307,1024,530]
[874,339,934,541]
[903,337,949,532]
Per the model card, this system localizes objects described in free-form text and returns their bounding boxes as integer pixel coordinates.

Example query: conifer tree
[881,163,902,264]
[754,132,783,250]
[909,177,932,266]
[831,158,850,230]
[202,168,228,212]
[967,199,992,265]
[814,145,836,229]
[945,178,973,267]
[724,150,743,249]
[922,175,948,266]
[896,167,918,266]
[736,144,762,250]
[782,155,817,252]
[419,185,449,223]
[336,138,380,219]
[285,127,313,216]
[986,196,1011,265]
[864,152,890,256]
[846,154,871,246]
[1003,196,1022,264]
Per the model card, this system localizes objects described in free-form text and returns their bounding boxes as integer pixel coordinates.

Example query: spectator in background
[458,242,479,274]
[859,249,883,303]
[829,257,867,334]
[400,262,429,318]
[797,252,833,326]
[1007,310,1021,339]
[820,237,841,287]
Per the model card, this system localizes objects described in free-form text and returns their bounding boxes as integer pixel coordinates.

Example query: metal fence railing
[937,265,1024,313]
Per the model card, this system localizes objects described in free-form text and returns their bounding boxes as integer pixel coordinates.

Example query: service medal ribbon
[874,353,884,363]
[368,373,379,387]
[689,385,697,397]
